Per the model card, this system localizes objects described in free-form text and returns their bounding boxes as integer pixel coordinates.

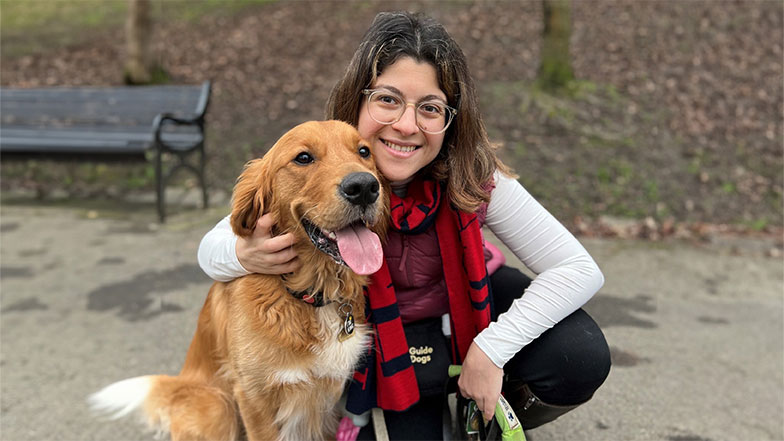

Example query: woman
[198,11,611,440]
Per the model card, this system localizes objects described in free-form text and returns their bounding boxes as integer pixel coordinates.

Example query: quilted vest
[382,205,506,324]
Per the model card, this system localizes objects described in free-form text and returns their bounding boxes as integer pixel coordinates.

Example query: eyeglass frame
[361,88,458,135]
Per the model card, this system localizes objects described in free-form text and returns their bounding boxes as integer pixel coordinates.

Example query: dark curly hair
[326,11,512,212]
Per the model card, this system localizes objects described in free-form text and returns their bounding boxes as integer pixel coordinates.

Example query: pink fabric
[477,192,507,275]
[483,239,506,275]
[336,417,360,441]
[477,178,506,274]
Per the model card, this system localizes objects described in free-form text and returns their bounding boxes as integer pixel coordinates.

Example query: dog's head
[231,120,387,277]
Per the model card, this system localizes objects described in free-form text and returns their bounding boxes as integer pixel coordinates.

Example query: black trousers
[358,265,611,440]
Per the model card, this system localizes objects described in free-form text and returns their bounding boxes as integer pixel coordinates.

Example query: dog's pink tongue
[335,224,383,275]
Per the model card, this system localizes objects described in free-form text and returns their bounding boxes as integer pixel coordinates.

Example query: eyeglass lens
[367,91,452,134]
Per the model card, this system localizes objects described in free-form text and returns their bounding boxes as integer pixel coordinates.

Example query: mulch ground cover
[2,0,781,236]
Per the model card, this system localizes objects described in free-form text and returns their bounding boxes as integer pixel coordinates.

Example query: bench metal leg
[199,143,209,210]
[156,146,166,222]
[154,142,208,223]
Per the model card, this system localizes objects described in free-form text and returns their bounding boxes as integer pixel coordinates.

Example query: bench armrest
[153,112,203,127]
[152,112,205,152]
[152,80,211,151]
[194,81,211,118]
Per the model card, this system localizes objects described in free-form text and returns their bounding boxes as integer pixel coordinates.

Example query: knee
[536,344,610,405]
[573,314,611,379]
[531,311,612,405]
[569,328,611,393]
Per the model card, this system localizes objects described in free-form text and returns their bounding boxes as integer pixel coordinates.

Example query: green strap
[448,364,463,378]
[448,365,526,441]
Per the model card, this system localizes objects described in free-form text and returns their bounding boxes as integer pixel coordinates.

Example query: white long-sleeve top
[197,171,604,368]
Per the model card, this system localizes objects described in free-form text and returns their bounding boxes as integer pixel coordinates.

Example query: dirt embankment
[1,1,781,233]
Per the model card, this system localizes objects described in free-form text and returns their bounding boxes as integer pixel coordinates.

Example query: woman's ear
[230,159,270,237]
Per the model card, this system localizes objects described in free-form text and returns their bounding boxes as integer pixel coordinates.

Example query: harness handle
[448,365,526,441]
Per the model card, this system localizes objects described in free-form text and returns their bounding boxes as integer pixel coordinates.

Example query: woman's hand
[235,213,301,274]
[458,342,504,423]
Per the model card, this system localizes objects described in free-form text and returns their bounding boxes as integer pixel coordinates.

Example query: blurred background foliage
[1,0,266,57]
[1,0,782,231]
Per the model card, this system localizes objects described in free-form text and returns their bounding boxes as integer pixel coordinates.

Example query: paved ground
[1,196,782,441]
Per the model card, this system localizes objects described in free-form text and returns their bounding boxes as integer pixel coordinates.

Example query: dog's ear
[230,158,271,237]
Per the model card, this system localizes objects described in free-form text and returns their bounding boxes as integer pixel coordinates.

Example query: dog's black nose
[339,172,380,207]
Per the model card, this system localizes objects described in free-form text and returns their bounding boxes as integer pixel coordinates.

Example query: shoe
[504,382,584,430]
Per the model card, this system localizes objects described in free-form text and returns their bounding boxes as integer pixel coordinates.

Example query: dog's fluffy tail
[89,376,153,420]
[89,375,238,440]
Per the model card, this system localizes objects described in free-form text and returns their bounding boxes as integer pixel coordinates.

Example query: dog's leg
[167,392,239,441]
[234,387,279,441]
[150,376,239,441]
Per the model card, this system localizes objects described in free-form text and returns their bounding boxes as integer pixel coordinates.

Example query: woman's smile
[357,57,446,184]
[381,138,419,155]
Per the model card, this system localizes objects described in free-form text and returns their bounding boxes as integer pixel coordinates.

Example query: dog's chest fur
[311,304,370,379]
[269,302,370,385]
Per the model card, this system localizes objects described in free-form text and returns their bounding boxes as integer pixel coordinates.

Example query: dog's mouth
[301,218,383,276]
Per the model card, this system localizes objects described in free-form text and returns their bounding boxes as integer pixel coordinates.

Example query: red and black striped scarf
[347,178,492,413]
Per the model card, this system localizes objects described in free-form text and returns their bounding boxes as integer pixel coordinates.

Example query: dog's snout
[339,172,380,207]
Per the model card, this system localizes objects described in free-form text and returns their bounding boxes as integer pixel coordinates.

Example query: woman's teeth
[383,140,417,153]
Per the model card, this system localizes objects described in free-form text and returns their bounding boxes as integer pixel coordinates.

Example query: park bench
[0,81,211,222]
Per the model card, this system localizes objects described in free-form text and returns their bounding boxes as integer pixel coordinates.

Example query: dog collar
[284,284,356,340]
[281,274,330,307]
[286,287,331,307]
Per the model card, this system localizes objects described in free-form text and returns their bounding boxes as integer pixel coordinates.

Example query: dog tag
[338,303,355,342]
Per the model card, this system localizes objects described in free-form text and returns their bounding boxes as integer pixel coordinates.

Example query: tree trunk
[124,0,153,84]
[538,0,575,91]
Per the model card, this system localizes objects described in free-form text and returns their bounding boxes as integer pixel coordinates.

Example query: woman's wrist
[234,236,253,273]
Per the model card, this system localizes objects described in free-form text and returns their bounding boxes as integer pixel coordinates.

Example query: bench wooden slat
[1,87,203,126]
[1,127,203,151]
[1,86,204,103]
[1,104,195,120]
[2,125,202,137]
[0,138,148,153]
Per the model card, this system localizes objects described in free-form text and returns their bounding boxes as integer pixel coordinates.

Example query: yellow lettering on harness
[408,345,434,356]
[409,354,432,364]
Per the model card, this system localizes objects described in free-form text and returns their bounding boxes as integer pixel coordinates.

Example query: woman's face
[357,56,446,184]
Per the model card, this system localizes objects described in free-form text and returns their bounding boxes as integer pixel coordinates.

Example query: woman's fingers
[236,214,300,274]
[458,342,504,422]
[261,232,298,254]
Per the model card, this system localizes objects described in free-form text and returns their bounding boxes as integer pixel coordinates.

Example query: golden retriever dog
[89,120,387,441]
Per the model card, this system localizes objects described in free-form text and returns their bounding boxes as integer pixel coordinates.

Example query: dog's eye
[294,152,314,165]
[358,146,371,158]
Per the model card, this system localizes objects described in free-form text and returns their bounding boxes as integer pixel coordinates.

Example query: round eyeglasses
[362,89,457,135]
